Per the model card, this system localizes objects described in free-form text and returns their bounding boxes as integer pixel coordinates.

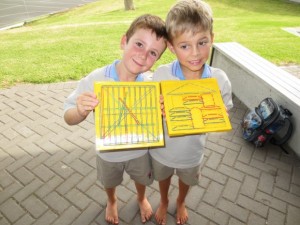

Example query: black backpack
[241,98,293,153]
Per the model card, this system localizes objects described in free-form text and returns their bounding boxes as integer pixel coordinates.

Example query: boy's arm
[64,92,99,125]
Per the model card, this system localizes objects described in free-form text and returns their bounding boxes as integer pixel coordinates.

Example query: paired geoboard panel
[94,78,231,152]
[94,82,164,151]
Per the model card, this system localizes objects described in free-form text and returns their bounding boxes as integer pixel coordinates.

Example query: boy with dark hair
[64,14,167,224]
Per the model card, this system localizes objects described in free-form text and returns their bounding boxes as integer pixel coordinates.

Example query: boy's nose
[192,46,200,55]
[138,51,147,60]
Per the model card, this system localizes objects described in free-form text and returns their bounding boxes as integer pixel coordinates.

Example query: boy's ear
[120,35,127,49]
[167,41,175,54]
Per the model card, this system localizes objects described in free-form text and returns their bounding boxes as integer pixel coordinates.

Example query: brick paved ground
[1,81,300,225]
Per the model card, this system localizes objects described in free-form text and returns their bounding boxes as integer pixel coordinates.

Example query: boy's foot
[155,202,168,225]
[138,198,153,223]
[106,200,119,224]
[176,201,188,224]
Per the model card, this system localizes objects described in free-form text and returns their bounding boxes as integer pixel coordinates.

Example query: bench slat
[213,42,300,103]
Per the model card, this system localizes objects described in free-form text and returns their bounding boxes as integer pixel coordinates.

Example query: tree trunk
[124,0,135,10]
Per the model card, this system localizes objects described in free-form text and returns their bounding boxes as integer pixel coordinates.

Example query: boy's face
[168,30,213,76]
[120,28,166,76]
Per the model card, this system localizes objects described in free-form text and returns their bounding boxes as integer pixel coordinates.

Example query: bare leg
[155,175,172,225]
[135,182,153,223]
[105,187,119,224]
[176,179,190,224]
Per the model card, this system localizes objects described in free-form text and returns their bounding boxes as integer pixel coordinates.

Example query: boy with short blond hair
[64,14,167,224]
[150,1,233,224]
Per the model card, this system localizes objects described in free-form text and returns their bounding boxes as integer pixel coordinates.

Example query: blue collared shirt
[171,60,212,80]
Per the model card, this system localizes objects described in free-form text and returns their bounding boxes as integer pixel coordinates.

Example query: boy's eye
[199,41,208,46]
[136,42,143,47]
[180,45,188,49]
[150,51,158,57]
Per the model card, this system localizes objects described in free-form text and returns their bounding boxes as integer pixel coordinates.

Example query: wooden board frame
[94,82,164,151]
[160,78,232,136]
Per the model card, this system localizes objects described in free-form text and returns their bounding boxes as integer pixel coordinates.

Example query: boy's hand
[160,94,166,118]
[76,92,99,118]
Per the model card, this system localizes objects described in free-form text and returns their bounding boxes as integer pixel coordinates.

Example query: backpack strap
[270,118,293,153]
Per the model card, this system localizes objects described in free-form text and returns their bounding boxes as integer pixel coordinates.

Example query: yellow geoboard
[94,82,164,151]
[160,78,232,136]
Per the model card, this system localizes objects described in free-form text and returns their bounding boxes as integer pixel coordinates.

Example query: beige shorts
[96,153,153,188]
[151,158,201,186]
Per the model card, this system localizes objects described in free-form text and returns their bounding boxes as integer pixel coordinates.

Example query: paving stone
[0,170,14,188]
[21,195,48,218]
[13,214,35,225]
[0,156,15,171]
[234,161,260,178]
[202,167,227,185]
[197,201,229,225]
[77,170,97,192]
[186,185,205,210]
[218,164,244,181]
[69,158,93,176]
[258,171,275,194]
[51,206,80,225]
[32,164,55,182]
[252,148,267,162]
[44,151,68,169]
[186,209,209,225]
[228,217,246,225]
[286,205,300,225]
[25,151,50,170]
[65,188,92,210]
[267,208,285,225]
[237,146,254,164]
[247,213,266,225]
[13,167,35,185]
[273,187,300,208]
[203,181,224,206]
[119,195,140,223]
[35,176,64,198]
[0,182,23,204]
[205,140,226,154]
[275,169,291,191]
[0,215,10,225]
[237,195,268,218]
[222,149,238,166]
[206,152,222,170]
[86,184,107,206]
[292,166,300,186]
[222,178,241,202]
[43,192,70,214]
[267,157,293,173]
[218,139,241,152]
[255,191,287,213]
[72,202,102,225]
[218,198,249,222]
[290,183,300,196]
[0,198,25,223]
[14,179,43,202]
[56,173,83,195]
[240,175,258,198]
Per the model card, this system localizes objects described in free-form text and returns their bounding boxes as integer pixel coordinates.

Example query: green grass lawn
[0,0,299,88]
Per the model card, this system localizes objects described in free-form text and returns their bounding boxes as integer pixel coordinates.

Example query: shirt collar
[172,60,212,80]
[105,60,144,81]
